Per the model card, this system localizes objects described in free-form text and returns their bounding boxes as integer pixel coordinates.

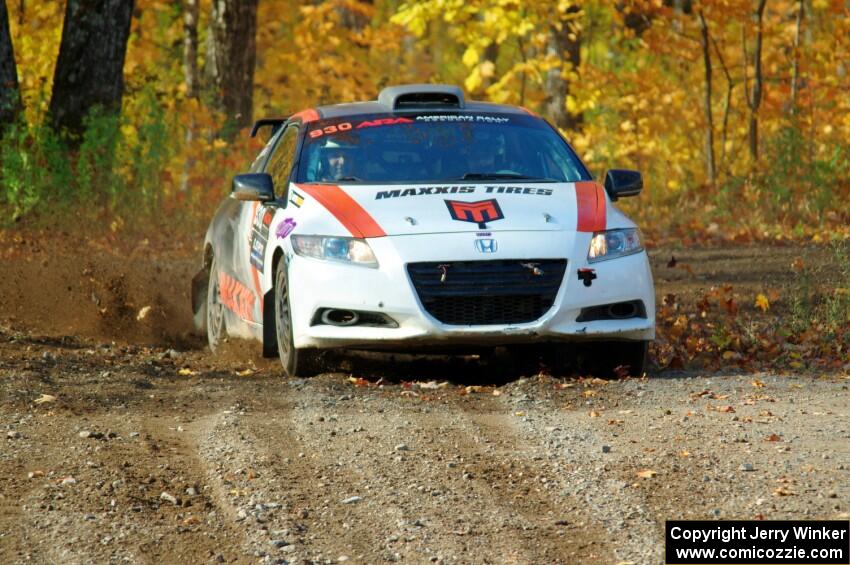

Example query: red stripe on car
[290,108,320,124]
[295,184,387,239]
[575,181,606,232]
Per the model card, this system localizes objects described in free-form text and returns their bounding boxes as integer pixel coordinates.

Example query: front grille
[407,259,567,325]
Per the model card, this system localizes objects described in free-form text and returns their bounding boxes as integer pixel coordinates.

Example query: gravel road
[1,334,848,564]
[1,236,848,563]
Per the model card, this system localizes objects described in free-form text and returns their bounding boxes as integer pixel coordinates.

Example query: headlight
[290,235,378,267]
[587,228,643,262]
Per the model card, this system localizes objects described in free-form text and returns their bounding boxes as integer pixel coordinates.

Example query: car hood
[292,181,608,237]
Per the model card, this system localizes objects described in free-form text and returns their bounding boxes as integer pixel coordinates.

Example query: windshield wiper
[456,172,556,182]
[334,176,363,182]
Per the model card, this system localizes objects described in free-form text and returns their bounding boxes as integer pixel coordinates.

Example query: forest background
[1,0,849,239]
[0,0,848,371]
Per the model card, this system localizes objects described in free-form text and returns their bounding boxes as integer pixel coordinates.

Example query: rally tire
[206,255,226,353]
[274,259,318,377]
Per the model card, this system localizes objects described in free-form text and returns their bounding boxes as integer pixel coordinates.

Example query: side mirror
[232,173,274,202]
[604,169,643,201]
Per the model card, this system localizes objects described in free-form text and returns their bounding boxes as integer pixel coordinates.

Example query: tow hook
[577,268,597,287]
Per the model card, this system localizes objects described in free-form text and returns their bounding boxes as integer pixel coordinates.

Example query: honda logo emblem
[474,238,498,253]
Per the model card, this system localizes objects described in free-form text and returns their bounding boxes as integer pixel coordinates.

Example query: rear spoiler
[250,118,286,138]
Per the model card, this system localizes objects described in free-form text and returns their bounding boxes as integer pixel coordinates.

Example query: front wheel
[274,259,318,377]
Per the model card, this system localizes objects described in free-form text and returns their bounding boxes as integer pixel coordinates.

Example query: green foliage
[760,121,850,222]
[76,106,124,211]
[789,265,814,334]
[0,87,177,227]
[788,242,850,337]
[823,240,850,332]
[0,118,74,221]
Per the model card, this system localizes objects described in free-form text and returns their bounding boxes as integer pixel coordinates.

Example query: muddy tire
[274,259,318,377]
[206,256,226,353]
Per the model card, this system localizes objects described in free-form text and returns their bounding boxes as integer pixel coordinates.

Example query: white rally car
[192,85,655,377]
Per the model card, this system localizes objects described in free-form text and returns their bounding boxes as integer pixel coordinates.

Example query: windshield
[297,113,591,184]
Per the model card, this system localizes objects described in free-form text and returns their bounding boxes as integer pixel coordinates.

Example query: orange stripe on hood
[575,181,607,232]
[295,184,386,239]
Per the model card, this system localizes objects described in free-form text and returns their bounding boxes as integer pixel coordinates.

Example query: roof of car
[249,85,538,138]
[314,100,531,119]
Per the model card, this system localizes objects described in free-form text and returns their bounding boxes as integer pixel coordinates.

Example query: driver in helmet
[318,140,357,181]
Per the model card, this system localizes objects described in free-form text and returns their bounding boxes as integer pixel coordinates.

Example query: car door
[234,124,301,324]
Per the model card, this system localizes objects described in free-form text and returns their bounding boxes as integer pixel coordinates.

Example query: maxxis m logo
[444,199,504,229]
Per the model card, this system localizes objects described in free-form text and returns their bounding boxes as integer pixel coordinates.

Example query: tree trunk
[183,0,199,100]
[543,6,581,131]
[698,11,716,186]
[48,0,134,138]
[746,0,767,163]
[0,0,21,130]
[790,0,803,114]
[180,0,200,193]
[711,34,735,173]
[208,0,258,132]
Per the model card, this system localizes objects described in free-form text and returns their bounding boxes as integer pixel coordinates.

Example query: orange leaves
[653,272,848,372]
[347,376,373,387]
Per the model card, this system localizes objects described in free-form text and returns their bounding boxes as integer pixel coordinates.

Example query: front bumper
[287,231,655,349]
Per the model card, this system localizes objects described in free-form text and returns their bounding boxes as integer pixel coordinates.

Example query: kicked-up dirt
[0,232,848,564]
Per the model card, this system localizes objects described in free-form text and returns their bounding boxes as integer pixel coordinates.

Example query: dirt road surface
[0,235,848,564]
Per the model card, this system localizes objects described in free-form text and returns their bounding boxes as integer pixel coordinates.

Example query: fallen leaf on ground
[751,379,766,388]
[636,469,657,479]
[754,293,770,312]
[415,381,448,390]
[136,305,152,321]
[178,368,198,376]
[765,433,781,442]
[34,394,56,404]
